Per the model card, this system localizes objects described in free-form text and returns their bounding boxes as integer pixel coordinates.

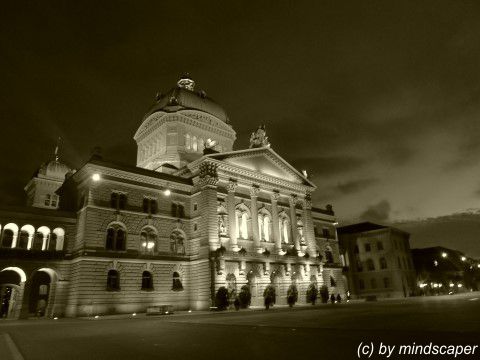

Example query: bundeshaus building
[0,75,345,319]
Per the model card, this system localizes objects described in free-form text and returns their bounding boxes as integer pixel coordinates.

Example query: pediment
[208,148,314,186]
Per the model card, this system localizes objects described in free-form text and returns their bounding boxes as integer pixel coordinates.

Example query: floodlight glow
[461,256,466,261]
[441,252,447,258]
[164,189,171,196]
[92,173,101,181]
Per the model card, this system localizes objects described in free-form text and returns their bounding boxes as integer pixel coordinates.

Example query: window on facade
[18,230,29,249]
[383,277,390,288]
[105,226,126,251]
[380,257,387,269]
[364,243,371,252]
[193,203,198,211]
[107,270,120,291]
[39,284,48,296]
[171,203,185,218]
[172,271,183,291]
[325,247,334,263]
[279,217,289,243]
[32,232,44,251]
[371,278,377,289]
[359,279,365,290]
[48,233,57,251]
[1,229,14,248]
[194,223,198,231]
[185,134,191,150]
[377,241,384,251]
[143,197,158,214]
[45,194,51,206]
[322,228,330,238]
[366,259,375,271]
[141,271,153,290]
[111,192,127,210]
[236,212,249,240]
[170,230,185,254]
[258,213,271,242]
[356,259,363,272]
[140,228,157,254]
[330,276,336,287]
[51,195,58,207]
[192,136,198,151]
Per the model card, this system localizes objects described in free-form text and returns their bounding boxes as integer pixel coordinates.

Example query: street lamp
[461,256,466,261]
[441,252,447,258]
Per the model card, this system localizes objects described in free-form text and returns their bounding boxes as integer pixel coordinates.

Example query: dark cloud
[336,178,379,195]
[360,200,391,223]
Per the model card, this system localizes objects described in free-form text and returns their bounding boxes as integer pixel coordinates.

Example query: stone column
[303,192,317,257]
[289,194,300,253]
[250,185,261,253]
[199,163,220,251]
[227,180,239,251]
[270,191,282,254]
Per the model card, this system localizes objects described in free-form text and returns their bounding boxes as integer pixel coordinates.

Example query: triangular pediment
[207,147,314,187]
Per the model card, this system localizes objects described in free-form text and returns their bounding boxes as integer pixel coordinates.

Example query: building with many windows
[0,75,344,319]
[338,222,416,299]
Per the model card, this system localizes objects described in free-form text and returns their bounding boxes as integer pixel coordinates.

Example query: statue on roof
[249,125,270,148]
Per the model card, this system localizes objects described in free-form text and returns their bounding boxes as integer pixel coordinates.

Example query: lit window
[240,213,248,239]
[192,136,198,151]
[140,228,157,254]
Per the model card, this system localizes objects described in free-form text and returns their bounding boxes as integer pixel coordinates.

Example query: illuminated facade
[0,75,344,318]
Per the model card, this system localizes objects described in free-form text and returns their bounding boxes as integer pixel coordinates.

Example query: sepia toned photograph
[0,1,479,359]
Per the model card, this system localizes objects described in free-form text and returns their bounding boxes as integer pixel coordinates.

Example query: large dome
[144,75,230,124]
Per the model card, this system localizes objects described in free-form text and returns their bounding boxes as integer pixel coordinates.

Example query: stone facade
[0,76,345,319]
[338,222,416,299]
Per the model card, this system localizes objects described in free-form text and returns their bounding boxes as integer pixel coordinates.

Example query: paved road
[0,293,479,360]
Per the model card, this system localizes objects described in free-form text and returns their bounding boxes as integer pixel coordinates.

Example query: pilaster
[227,180,239,251]
[250,185,261,252]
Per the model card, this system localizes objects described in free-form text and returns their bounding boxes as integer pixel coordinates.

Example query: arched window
[325,247,334,263]
[297,218,305,245]
[199,138,204,151]
[48,233,57,251]
[105,225,126,251]
[18,230,30,249]
[140,228,157,254]
[240,213,248,239]
[52,228,65,251]
[380,257,388,269]
[107,270,120,291]
[366,259,375,271]
[279,215,290,244]
[192,136,198,151]
[170,230,185,254]
[172,271,183,291]
[263,216,270,242]
[330,276,336,287]
[1,229,14,248]
[257,211,271,242]
[141,271,153,290]
[185,134,191,150]
[33,226,50,251]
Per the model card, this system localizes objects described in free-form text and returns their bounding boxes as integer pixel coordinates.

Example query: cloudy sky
[1,1,480,255]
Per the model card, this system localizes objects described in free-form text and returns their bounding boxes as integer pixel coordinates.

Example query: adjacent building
[0,75,345,319]
[338,222,416,299]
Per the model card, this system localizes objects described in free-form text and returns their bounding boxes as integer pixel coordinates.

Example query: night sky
[1,1,480,255]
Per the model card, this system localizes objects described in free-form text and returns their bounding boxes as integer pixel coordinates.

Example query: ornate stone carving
[198,162,219,187]
[289,194,298,205]
[250,185,260,198]
[271,191,280,202]
[249,125,271,148]
[304,192,312,209]
[227,179,238,193]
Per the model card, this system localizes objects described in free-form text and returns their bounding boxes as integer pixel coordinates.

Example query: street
[1,293,479,360]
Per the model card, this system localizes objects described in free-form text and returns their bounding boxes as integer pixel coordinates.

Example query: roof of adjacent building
[143,75,230,124]
[337,222,389,234]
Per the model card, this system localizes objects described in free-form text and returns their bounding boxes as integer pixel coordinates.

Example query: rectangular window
[193,203,198,211]
[143,197,158,214]
[322,228,330,238]
[364,243,371,252]
[194,223,198,231]
[111,192,127,210]
[383,277,390,288]
[377,241,384,251]
[45,194,51,206]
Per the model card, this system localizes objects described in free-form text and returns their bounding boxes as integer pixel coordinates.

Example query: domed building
[24,148,72,209]
[0,75,345,319]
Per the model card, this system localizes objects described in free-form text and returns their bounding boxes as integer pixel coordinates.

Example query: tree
[263,285,276,310]
[320,285,329,304]
[215,287,229,310]
[238,285,251,308]
[287,285,298,307]
[306,283,318,305]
